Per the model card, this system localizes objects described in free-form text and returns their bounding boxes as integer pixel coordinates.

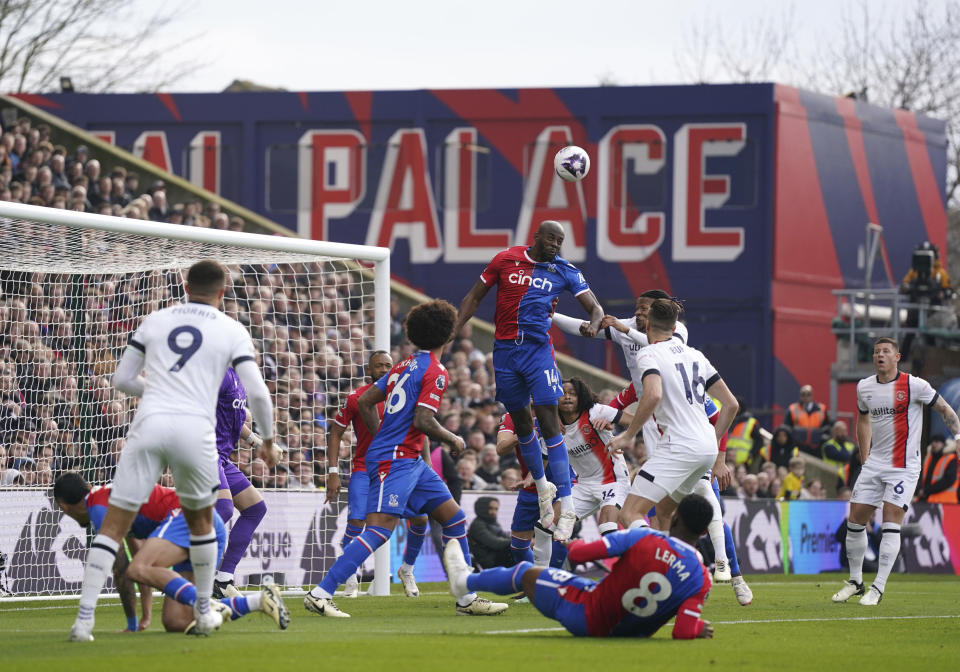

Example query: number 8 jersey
[635,340,721,454]
[127,301,257,425]
[366,351,449,463]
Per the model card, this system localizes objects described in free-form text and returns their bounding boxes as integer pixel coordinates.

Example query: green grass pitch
[2,573,958,672]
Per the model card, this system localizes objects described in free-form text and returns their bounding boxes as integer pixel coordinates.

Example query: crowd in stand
[1,115,952,507]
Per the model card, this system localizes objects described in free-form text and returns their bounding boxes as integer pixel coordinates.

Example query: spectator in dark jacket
[467,496,512,569]
[770,425,799,469]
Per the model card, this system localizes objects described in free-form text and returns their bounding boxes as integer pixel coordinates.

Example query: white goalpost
[0,201,393,601]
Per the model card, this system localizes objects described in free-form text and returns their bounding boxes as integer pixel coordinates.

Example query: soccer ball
[554,145,590,182]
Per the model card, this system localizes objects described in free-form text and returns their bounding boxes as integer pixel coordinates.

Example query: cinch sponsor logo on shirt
[507,269,553,291]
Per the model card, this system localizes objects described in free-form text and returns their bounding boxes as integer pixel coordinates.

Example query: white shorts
[110,414,219,512]
[850,462,919,510]
[572,470,629,519]
[630,449,716,504]
[642,419,661,460]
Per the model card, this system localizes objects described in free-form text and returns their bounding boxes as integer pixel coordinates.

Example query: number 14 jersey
[635,340,722,454]
[128,301,257,425]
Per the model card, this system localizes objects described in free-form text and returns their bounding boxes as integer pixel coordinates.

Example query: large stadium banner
[4,490,960,597]
[19,85,948,416]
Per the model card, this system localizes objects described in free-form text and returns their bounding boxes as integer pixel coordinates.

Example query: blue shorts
[532,567,592,637]
[493,339,562,411]
[512,490,540,532]
[150,510,227,573]
[347,471,369,521]
[366,458,452,518]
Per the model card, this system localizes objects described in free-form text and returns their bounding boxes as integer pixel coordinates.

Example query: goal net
[0,202,391,601]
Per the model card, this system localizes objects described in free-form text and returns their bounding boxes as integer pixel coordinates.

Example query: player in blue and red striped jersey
[455,221,604,542]
[326,350,430,598]
[445,494,716,639]
[53,472,287,636]
[304,300,508,618]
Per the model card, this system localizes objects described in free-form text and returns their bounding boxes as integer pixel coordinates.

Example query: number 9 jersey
[365,351,449,463]
[127,301,258,426]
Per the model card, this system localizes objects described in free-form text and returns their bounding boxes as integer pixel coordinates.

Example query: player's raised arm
[575,289,604,338]
[455,278,493,336]
[552,311,601,339]
[357,382,387,435]
[567,528,647,562]
[600,315,647,346]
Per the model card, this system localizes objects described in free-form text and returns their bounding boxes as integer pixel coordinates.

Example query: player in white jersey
[606,299,738,530]
[558,377,632,534]
[832,337,960,606]
[553,289,688,457]
[69,260,277,642]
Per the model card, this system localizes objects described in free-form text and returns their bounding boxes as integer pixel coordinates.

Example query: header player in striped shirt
[455,221,604,541]
[832,337,960,606]
[444,494,716,639]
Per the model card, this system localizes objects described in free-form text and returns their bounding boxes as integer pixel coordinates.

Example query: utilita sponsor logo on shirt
[870,405,905,418]
[507,269,553,291]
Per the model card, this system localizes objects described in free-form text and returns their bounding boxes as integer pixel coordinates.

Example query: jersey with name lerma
[635,340,720,452]
[480,246,590,343]
[128,301,257,425]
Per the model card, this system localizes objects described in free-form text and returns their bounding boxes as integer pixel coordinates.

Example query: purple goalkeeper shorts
[218,457,253,496]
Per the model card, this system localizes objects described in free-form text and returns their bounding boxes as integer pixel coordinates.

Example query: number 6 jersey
[635,340,721,454]
[127,301,257,425]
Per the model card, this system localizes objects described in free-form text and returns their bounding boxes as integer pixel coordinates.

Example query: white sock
[628,518,650,530]
[559,495,574,513]
[873,524,901,592]
[845,522,867,584]
[400,562,414,573]
[215,571,234,582]
[245,592,262,611]
[598,521,619,535]
[452,570,469,598]
[189,531,219,615]
[77,535,120,623]
[708,519,727,563]
[309,586,332,599]
[457,591,478,607]
[533,526,553,565]
[534,477,549,493]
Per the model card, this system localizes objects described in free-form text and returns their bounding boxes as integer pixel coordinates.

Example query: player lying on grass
[54,472,288,635]
[445,494,715,639]
[303,300,507,618]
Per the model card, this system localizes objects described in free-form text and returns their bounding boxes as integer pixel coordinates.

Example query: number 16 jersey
[128,301,257,425]
[635,340,721,454]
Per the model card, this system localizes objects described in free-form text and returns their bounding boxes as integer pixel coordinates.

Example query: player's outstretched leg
[445,539,527,607]
[220,582,290,629]
[340,520,365,598]
[305,525,391,617]
[215,497,266,598]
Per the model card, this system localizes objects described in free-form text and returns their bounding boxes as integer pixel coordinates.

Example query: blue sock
[517,431,545,480]
[550,539,568,568]
[318,525,391,596]
[403,521,428,566]
[466,562,533,595]
[222,595,251,621]
[342,522,364,551]
[441,509,472,567]
[724,522,741,576]
[545,434,572,498]
[163,577,196,606]
[510,535,534,564]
